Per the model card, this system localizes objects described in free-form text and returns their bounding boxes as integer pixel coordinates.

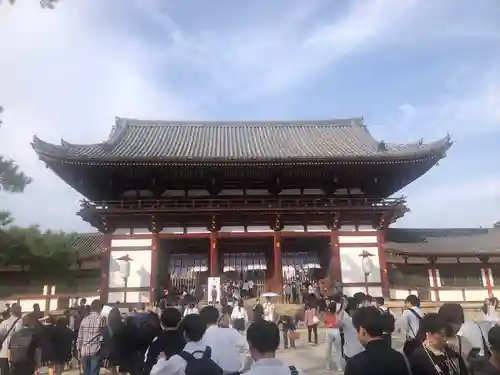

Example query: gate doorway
[159,238,209,300]
[281,237,330,284]
[219,238,272,297]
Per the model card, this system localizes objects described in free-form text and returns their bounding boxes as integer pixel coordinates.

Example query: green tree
[0,107,32,222]
[0,226,35,271]
[30,229,78,278]
[0,224,77,278]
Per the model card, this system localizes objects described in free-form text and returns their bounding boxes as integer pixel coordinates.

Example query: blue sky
[0,0,499,231]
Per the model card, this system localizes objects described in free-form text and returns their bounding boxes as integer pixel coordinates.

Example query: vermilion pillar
[428,257,440,301]
[330,230,341,284]
[481,257,493,297]
[99,233,111,304]
[209,232,218,276]
[150,232,159,302]
[376,230,390,298]
[272,231,283,293]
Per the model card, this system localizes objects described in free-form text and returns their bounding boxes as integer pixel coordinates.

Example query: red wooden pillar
[209,232,218,276]
[272,231,282,294]
[330,230,341,284]
[150,232,159,303]
[376,230,390,298]
[481,256,493,297]
[429,257,440,301]
[99,233,111,304]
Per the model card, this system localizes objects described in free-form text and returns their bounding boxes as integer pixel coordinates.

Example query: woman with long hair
[101,308,126,375]
[304,301,319,345]
[230,300,248,332]
[323,300,345,371]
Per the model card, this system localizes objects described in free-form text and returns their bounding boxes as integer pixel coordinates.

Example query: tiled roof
[73,233,104,258]
[385,228,500,255]
[32,117,452,163]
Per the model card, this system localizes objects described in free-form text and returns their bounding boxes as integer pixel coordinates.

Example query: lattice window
[438,264,482,287]
[388,264,429,287]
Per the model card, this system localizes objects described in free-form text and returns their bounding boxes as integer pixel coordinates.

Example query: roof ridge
[120,117,365,128]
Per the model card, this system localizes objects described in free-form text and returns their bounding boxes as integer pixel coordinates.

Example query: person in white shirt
[230,300,248,332]
[339,298,365,361]
[245,320,305,375]
[263,298,275,322]
[248,280,255,297]
[151,314,212,375]
[481,297,498,322]
[395,294,423,356]
[184,303,199,316]
[200,305,250,373]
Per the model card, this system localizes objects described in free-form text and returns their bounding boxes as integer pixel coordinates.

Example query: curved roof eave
[32,136,452,163]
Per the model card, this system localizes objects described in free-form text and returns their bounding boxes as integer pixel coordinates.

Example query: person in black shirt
[345,306,410,375]
[277,314,297,349]
[143,307,185,374]
[472,325,500,375]
[47,317,74,375]
[410,313,468,375]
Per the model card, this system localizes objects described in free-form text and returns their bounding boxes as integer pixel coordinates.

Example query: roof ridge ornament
[377,141,387,152]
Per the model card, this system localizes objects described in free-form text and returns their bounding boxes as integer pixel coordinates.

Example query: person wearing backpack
[396,294,424,356]
[151,314,222,375]
[244,320,304,375]
[7,314,41,375]
[374,297,395,348]
[0,303,23,375]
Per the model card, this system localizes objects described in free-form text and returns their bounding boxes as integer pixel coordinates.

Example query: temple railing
[80,195,406,213]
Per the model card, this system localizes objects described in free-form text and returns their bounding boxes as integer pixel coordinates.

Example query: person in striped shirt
[76,299,106,375]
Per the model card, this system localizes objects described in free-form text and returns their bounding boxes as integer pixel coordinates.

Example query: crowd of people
[0,293,500,375]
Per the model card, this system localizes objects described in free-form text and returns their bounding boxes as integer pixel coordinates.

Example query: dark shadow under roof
[32,117,452,163]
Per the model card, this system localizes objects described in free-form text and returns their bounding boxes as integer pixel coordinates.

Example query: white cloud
[166,0,423,99]
[394,71,500,140]
[397,175,500,228]
[0,0,195,231]
[0,0,498,231]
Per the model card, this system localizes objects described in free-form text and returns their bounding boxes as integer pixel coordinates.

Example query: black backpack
[178,347,223,375]
[9,329,37,364]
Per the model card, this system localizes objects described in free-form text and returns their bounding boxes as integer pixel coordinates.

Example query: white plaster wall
[439,290,464,301]
[0,300,17,310]
[161,227,184,234]
[220,226,245,233]
[338,236,378,244]
[339,245,380,283]
[282,225,305,232]
[343,286,382,297]
[247,226,273,232]
[464,289,487,301]
[108,291,150,304]
[390,289,412,300]
[306,225,329,232]
[111,238,152,248]
[108,250,152,288]
[18,299,46,312]
[431,290,438,302]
